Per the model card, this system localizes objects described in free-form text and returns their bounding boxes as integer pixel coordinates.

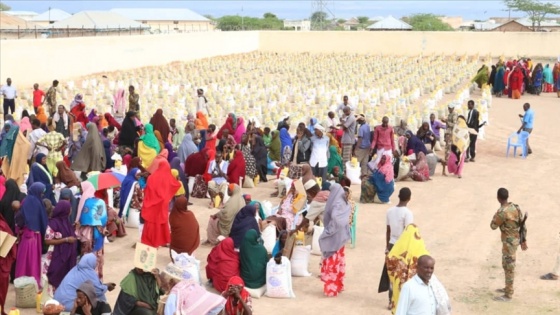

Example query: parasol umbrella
[86,172,126,190]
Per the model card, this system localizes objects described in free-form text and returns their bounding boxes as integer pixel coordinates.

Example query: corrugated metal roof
[110,8,209,22]
[31,8,71,22]
[366,15,412,30]
[3,11,39,16]
[515,17,559,27]
[0,12,43,29]
[51,11,149,29]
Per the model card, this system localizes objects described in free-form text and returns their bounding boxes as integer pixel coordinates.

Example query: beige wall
[259,31,560,57]
[0,31,259,87]
[144,21,215,32]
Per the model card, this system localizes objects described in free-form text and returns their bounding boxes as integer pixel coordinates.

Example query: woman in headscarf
[233,117,246,144]
[88,109,98,122]
[195,111,209,130]
[508,66,525,99]
[229,205,260,249]
[169,196,200,256]
[447,144,465,179]
[493,64,506,97]
[36,106,48,125]
[70,102,88,128]
[72,123,105,174]
[53,105,70,137]
[75,181,107,278]
[146,149,168,174]
[0,123,18,165]
[252,135,268,183]
[54,160,80,189]
[543,63,554,93]
[27,153,55,204]
[531,63,543,95]
[1,125,31,186]
[488,65,497,89]
[119,111,139,149]
[149,109,170,142]
[141,159,180,248]
[206,184,244,245]
[471,64,489,89]
[268,130,281,162]
[404,130,428,156]
[409,152,430,182]
[368,153,395,204]
[216,114,236,139]
[206,237,240,293]
[36,123,66,175]
[221,276,253,315]
[104,113,121,130]
[19,117,32,135]
[137,123,160,170]
[177,133,199,164]
[0,213,16,315]
[239,229,267,290]
[279,127,292,165]
[54,253,111,312]
[0,179,25,232]
[248,200,266,221]
[172,122,185,151]
[68,122,87,163]
[113,268,163,315]
[387,224,429,313]
[327,145,344,177]
[119,168,142,218]
[183,148,209,179]
[239,134,256,181]
[154,130,165,152]
[273,181,306,230]
[327,133,342,154]
[44,200,77,290]
[319,183,351,297]
[15,182,48,288]
[227,150,246,186]
[71,281,113,315]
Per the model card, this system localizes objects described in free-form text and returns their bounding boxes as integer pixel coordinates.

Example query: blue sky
[3,0,549,20]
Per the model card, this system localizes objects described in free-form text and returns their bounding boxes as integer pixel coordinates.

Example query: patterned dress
[321,247,346,297]
[241,144,257,179]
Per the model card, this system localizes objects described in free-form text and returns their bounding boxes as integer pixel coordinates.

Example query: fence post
[67,25,69,37]
[119,25,121,36]
[82,25,84,37]
[17,25,20,39]
[130,26,132,36]
[35,25,37,38]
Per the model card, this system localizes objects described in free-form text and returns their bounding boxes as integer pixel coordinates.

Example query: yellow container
[253,175,260,185]
[35,292,41,313]
[214,195,221,208]
[8,308,20,315]
[316,177,322,189]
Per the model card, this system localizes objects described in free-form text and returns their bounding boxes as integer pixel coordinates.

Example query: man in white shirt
[1,78,17,118]
[27,118,48,162]
[336,95,354,117]
[309,124,330,183]
[207,151,229,208]
[197,88,210,117]
[395,255,451,315]
[381,188,414,304]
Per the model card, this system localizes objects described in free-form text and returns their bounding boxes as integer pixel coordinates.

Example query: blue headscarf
[279,127,292,157]
[79,198,107,252]
[119,168,139,217]
[53,253,108,311]
[308,118,317,133]
[21,182,48,238]
[249,200,266,220]
[198,129,207,151]
[229,205,261,248]
[0,124,19,162]
[60,188,78,224]
[28,153,55,204]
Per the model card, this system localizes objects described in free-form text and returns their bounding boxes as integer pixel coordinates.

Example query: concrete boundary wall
[258,31,560,58]
[0,31,260,87]
[2,31,559,87]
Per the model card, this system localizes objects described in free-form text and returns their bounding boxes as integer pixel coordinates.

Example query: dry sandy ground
[6,91,560,315]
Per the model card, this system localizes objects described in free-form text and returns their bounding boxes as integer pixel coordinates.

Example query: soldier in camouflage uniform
[491,188,526,302]
[441,103,458,175]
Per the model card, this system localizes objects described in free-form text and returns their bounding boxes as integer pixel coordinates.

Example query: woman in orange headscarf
[195,111,209,130]
[36,106,48,125]
[154,130,165,151]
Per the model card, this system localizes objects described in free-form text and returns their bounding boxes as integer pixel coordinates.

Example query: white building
[3,11,38,21]
[284,20,311,31]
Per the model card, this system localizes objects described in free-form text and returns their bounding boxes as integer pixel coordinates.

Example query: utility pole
[241,6,244,31]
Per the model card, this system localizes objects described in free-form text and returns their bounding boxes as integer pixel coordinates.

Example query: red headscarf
[202,149,216,182]
[123,154,132,168]
[104,113,122,130]
[70,103,89,128]
[184,147,210,177]
[224,276,250,315]
[149,109,170,144]
[216,116,235,139]
[141,160,180,225]
[206,237,240,292]
[227,150,246,186]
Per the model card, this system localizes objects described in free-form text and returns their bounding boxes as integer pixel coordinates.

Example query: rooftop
[110,8,209,22]
[51,11,149,29]
[31,8,71,22]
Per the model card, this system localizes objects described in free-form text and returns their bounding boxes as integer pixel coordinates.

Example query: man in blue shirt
[517,103,534,155]
[354,114,371,178]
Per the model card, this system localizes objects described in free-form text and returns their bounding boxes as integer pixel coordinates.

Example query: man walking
[370,116,396,170]
[441,103,458,166]
[355,114,371,178]
[339,106,356,168]
[491,187,527,302]
[44,80,59,116]
[465,100,486,162]
[1,78,17,119]
[517,102,534,155]
[310,124,329,183]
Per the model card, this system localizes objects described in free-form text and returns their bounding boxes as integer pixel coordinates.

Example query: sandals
[540,273,558,280]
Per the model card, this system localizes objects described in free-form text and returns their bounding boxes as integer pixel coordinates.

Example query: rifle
[519,210,528,251]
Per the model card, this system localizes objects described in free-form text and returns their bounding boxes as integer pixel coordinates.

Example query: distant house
[1,12,43,39]
[439,16,463,29]
[513,17,560,31]
[110,8,213,32]
[3,11,38,21]
[366,16,412,31]
[491,20,533,32]
[343,17,360,30]
[31,8,71,26]
[51,11,149,30]
[284,20,311,31]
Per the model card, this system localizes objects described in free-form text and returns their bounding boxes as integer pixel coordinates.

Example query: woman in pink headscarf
[113,88,126,115]
[233,117,246,144]
[19,117,32,136]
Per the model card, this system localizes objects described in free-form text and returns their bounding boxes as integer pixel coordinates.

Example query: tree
[357,16,370,24]
[263,12,277,19]
[311,10,329,29]
[403,14,454,31]
[203,14,214,20]
[504,0,560,30]
[337,18,347,24]
[0,2,11,11]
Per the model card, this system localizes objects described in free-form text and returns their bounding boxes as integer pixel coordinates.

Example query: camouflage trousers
[502,242,519,298]
[444,133,452,162]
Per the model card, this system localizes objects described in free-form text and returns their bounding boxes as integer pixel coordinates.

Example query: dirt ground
[6,91,560,315]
